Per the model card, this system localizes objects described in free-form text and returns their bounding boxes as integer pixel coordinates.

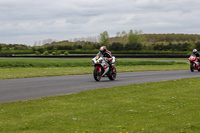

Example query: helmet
[193,49,198,54]
[100,46,106,54]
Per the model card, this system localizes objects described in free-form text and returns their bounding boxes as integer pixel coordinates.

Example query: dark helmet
[100,46,107,54]
[193,49,198,54]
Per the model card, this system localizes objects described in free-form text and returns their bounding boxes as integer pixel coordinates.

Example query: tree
[128,29,142,44]
[126,29,143,50]
[115,31,127,45]
[99,31,110,47]
[195,42,200,50]
[82,42,95,50]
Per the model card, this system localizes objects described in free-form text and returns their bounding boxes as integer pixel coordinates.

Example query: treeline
[32,31,200,54]
[1,31,200,55]
[0,43,33,55]
[0,44,30,51]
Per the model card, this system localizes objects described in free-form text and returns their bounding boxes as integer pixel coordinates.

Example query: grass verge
[0,58,186,68]
[0,58,189,79]
[0,77,200,132]
[0,64,189,79]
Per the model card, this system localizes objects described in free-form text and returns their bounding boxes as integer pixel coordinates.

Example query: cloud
[0,0,200,45]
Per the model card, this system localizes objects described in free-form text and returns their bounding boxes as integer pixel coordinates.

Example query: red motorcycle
[188,54,200,72]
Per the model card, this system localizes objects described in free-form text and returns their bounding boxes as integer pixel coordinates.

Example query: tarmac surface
[1,70,200,103]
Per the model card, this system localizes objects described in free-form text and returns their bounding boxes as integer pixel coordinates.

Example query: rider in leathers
[192,49,200,62]
[96,46,113,67]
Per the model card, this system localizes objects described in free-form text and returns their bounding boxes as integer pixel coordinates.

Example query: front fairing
[92,54,110,76]
[189,55,197,62]
[92,53,104,65]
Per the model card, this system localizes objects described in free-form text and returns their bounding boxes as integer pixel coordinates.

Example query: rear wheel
[93,67,101,81]
[108,67,117,80]
[190,63,194,72]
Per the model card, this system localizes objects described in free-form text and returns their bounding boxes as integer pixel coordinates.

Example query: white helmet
[193,49,198,54]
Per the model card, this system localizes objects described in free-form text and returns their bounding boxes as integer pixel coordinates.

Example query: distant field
[0,77,200,132]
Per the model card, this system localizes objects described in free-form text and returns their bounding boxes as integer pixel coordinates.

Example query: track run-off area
[0,70,200,103]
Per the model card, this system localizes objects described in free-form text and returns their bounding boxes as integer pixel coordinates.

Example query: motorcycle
[188,54,200,72]
[92,54,117,81]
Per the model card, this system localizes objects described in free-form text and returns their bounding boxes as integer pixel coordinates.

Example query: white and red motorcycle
[188,54,200,72]
[92,55,116,81]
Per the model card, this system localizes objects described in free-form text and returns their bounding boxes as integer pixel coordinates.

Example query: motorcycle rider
[192,49,200,62]
[97,46,113,67]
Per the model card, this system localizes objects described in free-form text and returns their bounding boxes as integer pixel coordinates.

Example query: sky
[0,0,200,45]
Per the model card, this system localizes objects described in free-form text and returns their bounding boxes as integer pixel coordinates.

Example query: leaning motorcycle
[92,55,117,81]
[188,54,200,72]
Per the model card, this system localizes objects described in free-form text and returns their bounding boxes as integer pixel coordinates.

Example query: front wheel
[108,67,117,80]
[93,67,101,81]
[190,63,194,72]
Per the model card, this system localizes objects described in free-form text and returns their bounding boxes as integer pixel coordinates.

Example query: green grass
[0,64,189,79]
[0,77,200,133]
[0,58,92,68]
[0,58,189,79]
[0,58,186,68]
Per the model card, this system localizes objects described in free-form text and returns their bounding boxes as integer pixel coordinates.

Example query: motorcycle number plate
[96,56,99,60]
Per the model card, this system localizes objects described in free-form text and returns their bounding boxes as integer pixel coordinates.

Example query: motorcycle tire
[93,67,101,81]
[108,67,117,80]
[190,63,194,72]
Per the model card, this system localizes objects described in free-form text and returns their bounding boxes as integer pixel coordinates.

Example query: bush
[57,51,61,55]
[43,51,49,55]
[51,51,56,55]
[0,50,34,55]
[68,49,99,54]
[35,51,40,55]
[109,42,123,51]
[64,51,69,55]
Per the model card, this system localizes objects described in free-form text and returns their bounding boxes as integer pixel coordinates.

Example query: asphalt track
[1,70,200,103]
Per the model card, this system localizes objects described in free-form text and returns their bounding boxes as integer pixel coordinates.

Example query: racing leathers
[192,52,200,62]
[96,50,113,67]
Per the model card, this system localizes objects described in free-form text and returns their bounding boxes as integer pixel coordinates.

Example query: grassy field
[0,58,189,79]
[0,58,185,68]
[0,77,200,133]
[0,58,197,132]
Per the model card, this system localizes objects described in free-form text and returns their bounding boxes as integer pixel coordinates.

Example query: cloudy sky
[0,0,200,45]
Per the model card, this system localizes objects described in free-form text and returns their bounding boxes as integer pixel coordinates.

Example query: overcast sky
[0,0,200,45]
